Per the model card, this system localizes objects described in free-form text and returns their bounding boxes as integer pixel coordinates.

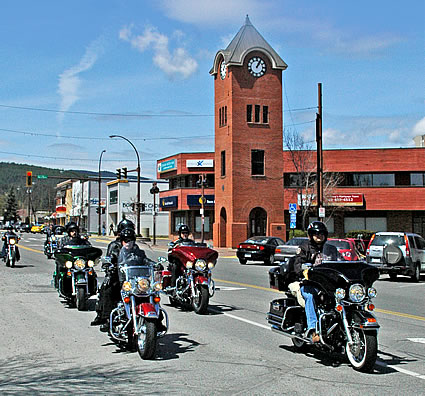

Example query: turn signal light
[336,304,343,312]
[367,317,377,323]
[67,271,71,276]
[368,304,375,311]
[123,296,130,303]
[154,296,161,303]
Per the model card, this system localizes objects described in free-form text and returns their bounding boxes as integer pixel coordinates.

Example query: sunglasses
[311,231,325,236]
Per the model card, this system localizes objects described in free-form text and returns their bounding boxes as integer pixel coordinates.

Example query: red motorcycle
[165,241,218,314]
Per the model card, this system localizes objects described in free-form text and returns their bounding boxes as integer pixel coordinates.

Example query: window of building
[251,149,265,176]
[224,106,227,125]
[254,105,261,123]
[173,212,187,232]
[411,173,425,186]
[219,106,227,127]
[195,216,210,232]
[372,173,395,186]
[247,105,252,122]
[109,190,118,205]
[344,217,387,233]
[219,107,222,127]
[263,106,269,124]
[221,150,226,177]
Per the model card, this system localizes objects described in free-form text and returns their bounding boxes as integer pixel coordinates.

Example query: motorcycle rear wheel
[76,287,87,311]
[292,337,308,352]
[346,329,377,372]
[137,319,157,360]
[192,285,209,314]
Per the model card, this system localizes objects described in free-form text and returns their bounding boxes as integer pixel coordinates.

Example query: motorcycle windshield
[308,261,379,293]
[118,265,151,283]
[170,244,219,262]
[54,246,102,262]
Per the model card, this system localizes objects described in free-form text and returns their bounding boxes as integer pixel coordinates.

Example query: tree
[3,188,20,223]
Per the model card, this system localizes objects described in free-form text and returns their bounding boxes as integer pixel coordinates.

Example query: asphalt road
[0,233,424,395]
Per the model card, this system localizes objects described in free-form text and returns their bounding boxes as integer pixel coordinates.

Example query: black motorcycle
[2,233,20,268]
[268,260,380,372]
[53,244,102,310]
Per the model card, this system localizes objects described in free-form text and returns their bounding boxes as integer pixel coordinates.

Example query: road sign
[290,221,296,229]
[319,207,326,218]
[290,213,297,221]
[37,175,48,179]
[289,203,297,213]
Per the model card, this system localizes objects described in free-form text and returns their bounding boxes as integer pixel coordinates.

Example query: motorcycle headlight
[368,287,377,298]
[349,284,365,303]
[186,261,193,269]
[65,261,73,269]
[208,261,215,269]
[335,288,345,300]
[153,282,162,291]
[195,259,207,271]
[9,239,16,245]
[51,236,56,241]
[74,259,86,269]
[138,278,150,292]
[122,281,132,292]
[87,260,95,267]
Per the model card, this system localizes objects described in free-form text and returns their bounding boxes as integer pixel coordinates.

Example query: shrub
[345,230,375,240]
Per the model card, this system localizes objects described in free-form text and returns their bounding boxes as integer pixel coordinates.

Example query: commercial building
[157,17,425,247]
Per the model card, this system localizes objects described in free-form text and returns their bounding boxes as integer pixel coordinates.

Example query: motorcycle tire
[192,285,209,314]
[292,337,308,352]
[10,250,16,268]
[5,255,10,267]
[137,318,157,360]
[76,287,87,311]
[168,296,178,307]
[346,329,377,373]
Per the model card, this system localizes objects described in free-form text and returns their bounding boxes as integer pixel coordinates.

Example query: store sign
[56,206,66,212]
[328,193,364,207]
[187,195,215,207]
[186,159,214,168]
[158,159,177,173]
[159,196,178,209]
[89,198,106,207]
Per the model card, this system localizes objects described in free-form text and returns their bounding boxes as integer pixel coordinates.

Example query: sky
[0,0,424,179]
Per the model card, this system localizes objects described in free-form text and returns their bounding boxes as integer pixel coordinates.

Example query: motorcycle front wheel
[192,285,209,314]
[76,287,87,311]
[346,329,377,372]
[136,318,157,360]
[10,249,16,267]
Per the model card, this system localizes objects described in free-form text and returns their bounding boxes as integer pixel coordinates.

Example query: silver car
[274,237,308,263]
[366,232,425,282]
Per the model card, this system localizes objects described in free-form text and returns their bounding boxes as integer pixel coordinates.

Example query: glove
[303,268,309,280]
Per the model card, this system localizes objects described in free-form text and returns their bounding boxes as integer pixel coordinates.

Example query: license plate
[371,258,380,263]
[245,253,251,258]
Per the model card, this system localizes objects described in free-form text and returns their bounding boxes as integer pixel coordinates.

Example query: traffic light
[101,207,105,214]
[26,171,33,187]
[122,167,128,179]
[96,207,100,214]
[116,168,121,179]
[141,203,146,212]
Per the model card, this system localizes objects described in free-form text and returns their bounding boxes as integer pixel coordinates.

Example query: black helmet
[120,227,136,242]
[54,225,66,235]
[65,221,79,235]
[117,219,135,233]
[307,221,328,239]
[178,224,190,237]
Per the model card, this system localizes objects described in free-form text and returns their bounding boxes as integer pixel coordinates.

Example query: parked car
[31,224,46,233]
[327,238,365,261]
[237,236,285,265]
[366,232,425,281]
[274,237,308,263]
[19,224,31,233]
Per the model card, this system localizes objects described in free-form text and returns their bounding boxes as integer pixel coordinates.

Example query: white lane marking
[216,286,246,291]
[398,283,425,288]
[407,338,425,344]
[209,307,425,380]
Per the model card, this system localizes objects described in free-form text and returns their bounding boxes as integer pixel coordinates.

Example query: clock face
[220,61,226,80]
[248,57,266,77]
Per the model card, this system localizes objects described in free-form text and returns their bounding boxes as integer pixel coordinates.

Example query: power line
[0,103,317,117]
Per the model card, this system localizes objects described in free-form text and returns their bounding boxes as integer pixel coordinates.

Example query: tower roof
[210,15,287,75]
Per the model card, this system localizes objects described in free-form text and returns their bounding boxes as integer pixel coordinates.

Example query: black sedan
[236,236,285,265]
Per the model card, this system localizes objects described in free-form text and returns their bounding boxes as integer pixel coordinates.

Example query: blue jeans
[301,285,318,332]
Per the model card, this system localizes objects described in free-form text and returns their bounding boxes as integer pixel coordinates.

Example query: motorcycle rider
[1,226,21,261]
[168,224,195,288]
[43,224,54,253]
[54,222,90,287]
[99,226,166,332]
[91,218,135,327]
[292,221,339,343]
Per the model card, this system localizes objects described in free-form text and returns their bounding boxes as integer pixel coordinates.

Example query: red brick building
[157,17,425,247]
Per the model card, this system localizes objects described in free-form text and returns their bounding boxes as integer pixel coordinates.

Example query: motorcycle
[107,255,169,360]
[2,233,20,268]
[267,260,380,372]
[53,244,102,311]
[44,234,65,259]
[166,241,218,314]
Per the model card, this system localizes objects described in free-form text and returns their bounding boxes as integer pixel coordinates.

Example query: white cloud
[413,117,425,136]
[119,25,198,79]
[57,37,104,122]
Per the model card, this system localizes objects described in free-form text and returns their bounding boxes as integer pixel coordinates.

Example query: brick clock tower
[210,16,288,248]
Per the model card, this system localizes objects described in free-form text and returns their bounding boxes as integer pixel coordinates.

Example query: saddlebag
[269,261,296,291]
[269,297,297,318]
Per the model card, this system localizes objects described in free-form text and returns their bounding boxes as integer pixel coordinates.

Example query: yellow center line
[20,245,43,254]
[215,278,425,321]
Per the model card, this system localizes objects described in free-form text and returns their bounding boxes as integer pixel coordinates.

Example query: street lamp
[109,135,141,236]
[98,149,106,236]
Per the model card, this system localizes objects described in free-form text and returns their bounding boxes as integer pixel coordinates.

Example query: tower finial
[245,15,251,25]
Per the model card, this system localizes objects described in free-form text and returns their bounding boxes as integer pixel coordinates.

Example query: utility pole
[197,174,207,243]
[150,182,160,245]
[316,83,324,219]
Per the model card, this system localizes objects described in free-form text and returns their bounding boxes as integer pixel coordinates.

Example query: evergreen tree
[3,188,19,222]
